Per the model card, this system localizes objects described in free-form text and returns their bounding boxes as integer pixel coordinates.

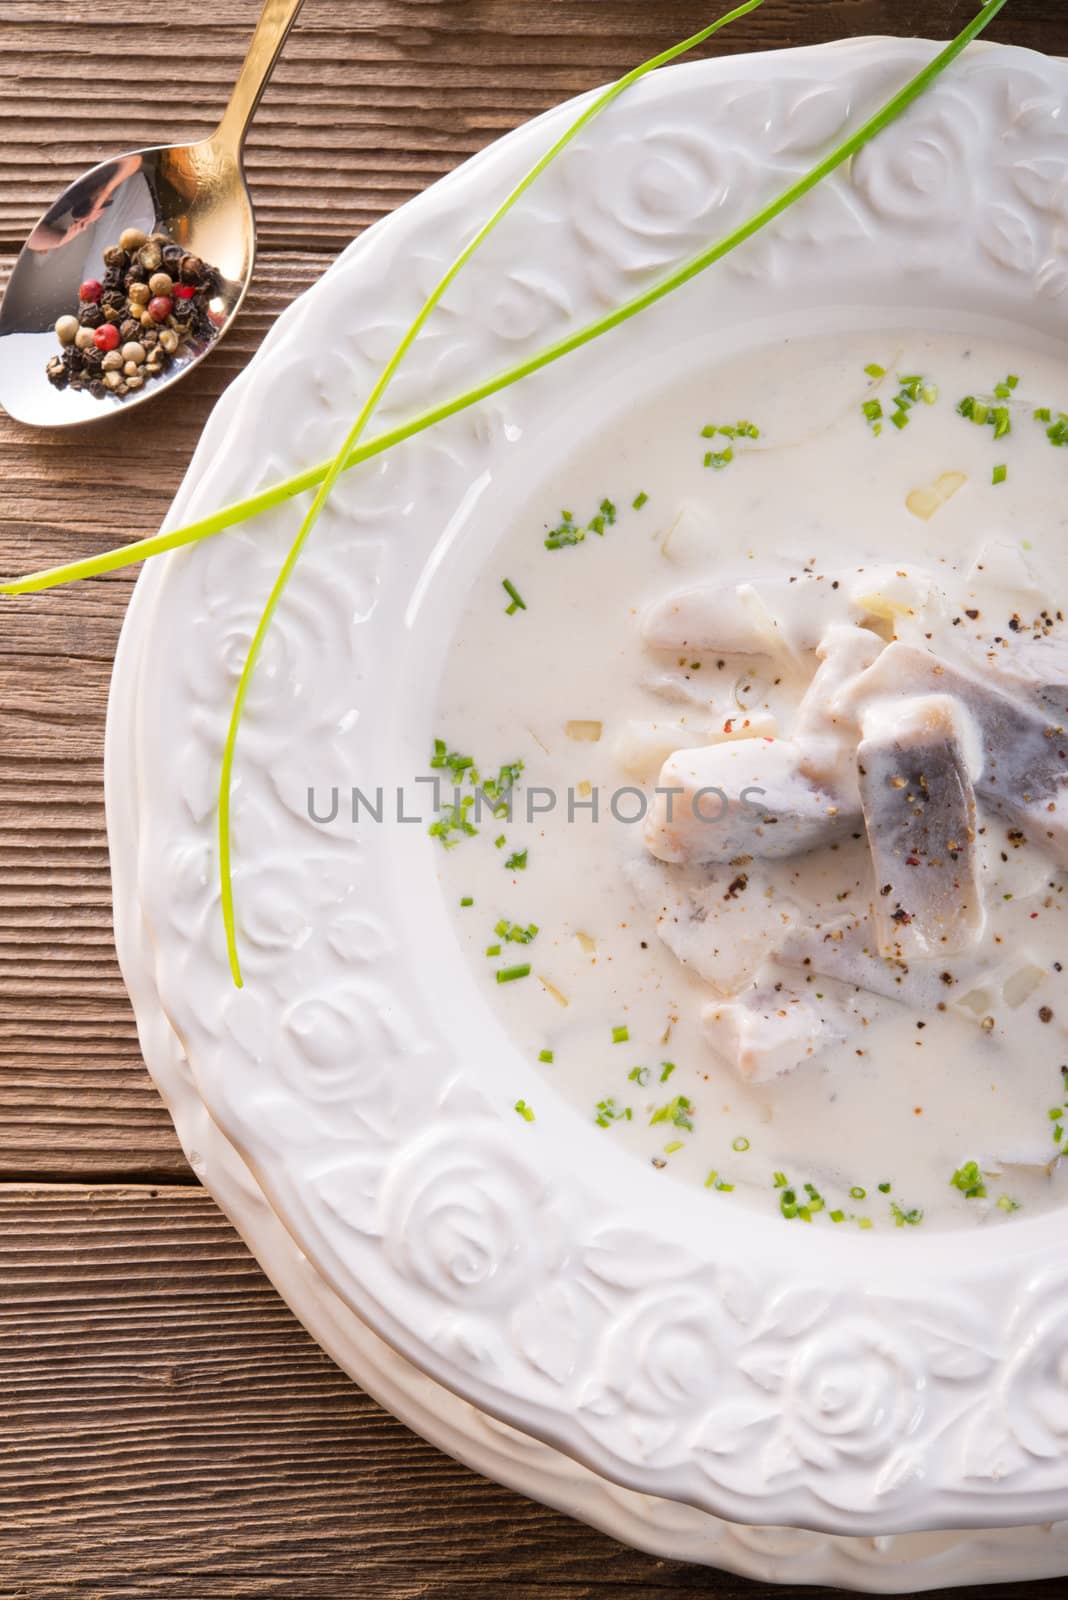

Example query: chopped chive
[950,1159,987,1199]
[663,1140,684,1155]
[514,1098,535,1122]
[538,1049,554,1064]
[850,1186,867,1201]
[595,1096,630,1128]
[857,1217,874,1231]
[628,1065,650,1085]
[649,1094,694,1131]
[993,463,1007,485]
[891,1202,924,1227]
[502,578,527,613]
[890,408,910,430]
[704,1169,719,1189]
[460,896,473,907]
[632,491,648,510]
[497,963,531,984]
[997,1194,1021,1213]
[659,1061,676,1082]
[773,1171,788,1188]
[494,834,506,848]
[611,1024,629,1045]
[864,362,886,379]
[1035,406,1052,423]
[485,944,501,957]
[829,1209,846,1224]
[504,848,528,871]
[732,1136,750,1153]
[878,1181,891,1194]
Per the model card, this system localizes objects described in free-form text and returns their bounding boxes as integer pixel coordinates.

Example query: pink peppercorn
[79,279,103,303]
[93,323,120,351]
[148,296,174,322]
[173,283,195,300]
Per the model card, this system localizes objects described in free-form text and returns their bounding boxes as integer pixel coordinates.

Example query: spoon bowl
[0,0,304,429]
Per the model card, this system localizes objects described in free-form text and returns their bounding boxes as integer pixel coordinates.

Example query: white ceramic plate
[110,37,1068,1536]
[107,616,1068,1591]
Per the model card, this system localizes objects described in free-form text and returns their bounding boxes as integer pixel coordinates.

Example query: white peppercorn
[74,326,96,351]
[119,227,147,253]
[125,373,144,390]
[148,272,173,297]
[103,370,123,391]
[101,350,124,372]
[121,341,146,365]
[54,314,80,345]
[128,282,150,306]
[158,328,179,354]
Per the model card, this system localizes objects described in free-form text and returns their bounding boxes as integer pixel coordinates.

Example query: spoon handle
[213,0,306,158]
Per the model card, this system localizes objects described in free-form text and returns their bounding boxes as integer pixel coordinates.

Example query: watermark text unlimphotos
[306,776,771,827]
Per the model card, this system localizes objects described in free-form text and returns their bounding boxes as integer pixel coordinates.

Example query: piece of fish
[776,914,1000,1006]
[624,852,797,997]
[840,641,1068,867]
[641,567,940,661]
[644,737,859,866]
[701,980,848,1083]
[856,693,984,959]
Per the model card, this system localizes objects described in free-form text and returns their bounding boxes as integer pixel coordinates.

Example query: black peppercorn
[82,346,104,373]
[101,289,126,314]
[88,380,107,399]
[102,266,124,292]
[179,253,203,284]
[119,318,141,344]
[78,302,104,328]
[103,246,130,273]
[172,298,194,324]
[161,242,184,272]
[124,266,147,288]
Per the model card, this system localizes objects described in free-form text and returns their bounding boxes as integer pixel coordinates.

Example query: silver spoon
[0,0,305,428]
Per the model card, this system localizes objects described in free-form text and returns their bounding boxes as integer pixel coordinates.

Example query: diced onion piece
[905,470,967,522]
[1002,965,1047,1009]
[955,986,994,1016]
[566,719,603,742]
[660,501,710,566]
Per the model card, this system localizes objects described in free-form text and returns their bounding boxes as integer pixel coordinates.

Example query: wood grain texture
[3,1,1068,1596]
[0,0,1056,253]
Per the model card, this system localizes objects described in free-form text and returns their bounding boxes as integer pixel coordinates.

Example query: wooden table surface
[2,1,1067,1595]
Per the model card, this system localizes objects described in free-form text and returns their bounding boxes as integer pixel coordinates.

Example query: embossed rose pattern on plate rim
[112,39,1068,1535]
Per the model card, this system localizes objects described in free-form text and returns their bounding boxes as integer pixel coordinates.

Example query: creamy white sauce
[434,331,1068,1231]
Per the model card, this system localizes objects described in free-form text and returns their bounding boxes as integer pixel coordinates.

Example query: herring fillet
[857,694,983,958]
[840,641,1068,868]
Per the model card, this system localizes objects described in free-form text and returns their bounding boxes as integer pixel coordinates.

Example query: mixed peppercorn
[46,227,221,398]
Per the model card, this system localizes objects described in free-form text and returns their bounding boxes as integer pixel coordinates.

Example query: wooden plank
[0,1,1053,254]
[0,1184,796,1599]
